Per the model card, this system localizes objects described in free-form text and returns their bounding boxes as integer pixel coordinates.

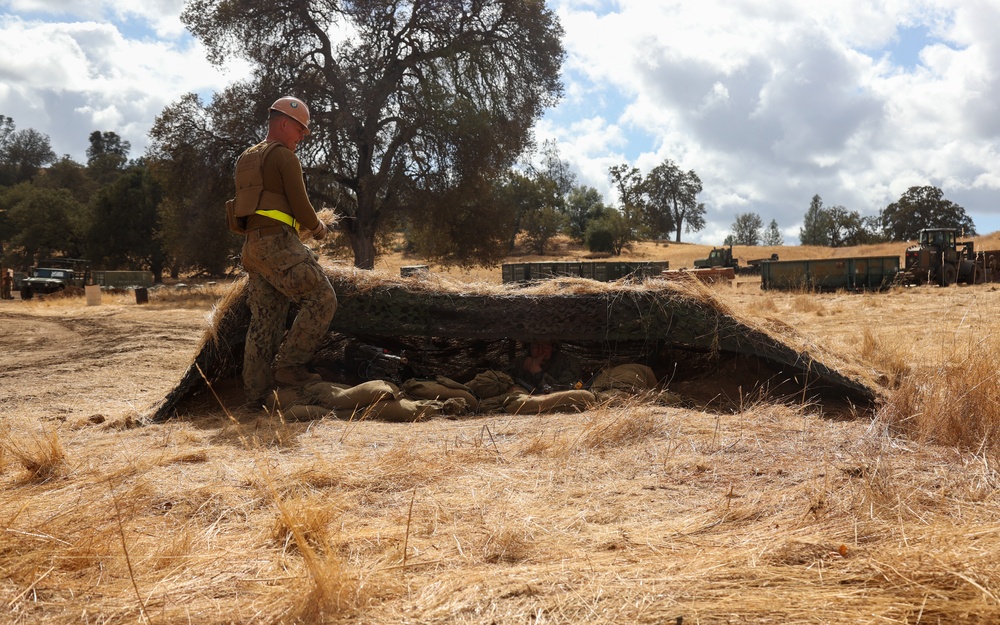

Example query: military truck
[693,246,738,270]
[693,245,778,275]
[19,258,91,300]
[901,228,983,286]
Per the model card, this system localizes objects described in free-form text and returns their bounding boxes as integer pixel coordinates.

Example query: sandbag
[307,380,399,410]
[402,378,479,411]
[271,394,468,422]
[591,364,658,393]
[503,389,598,414]
[466,370,514,399]
[340,397,470,422]
[281,405,331,421]
[265,380,399,412]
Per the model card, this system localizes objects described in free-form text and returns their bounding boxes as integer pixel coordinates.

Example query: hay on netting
[148,265,882,421]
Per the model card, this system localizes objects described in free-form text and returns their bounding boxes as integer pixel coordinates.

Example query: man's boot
[273,365,322,387]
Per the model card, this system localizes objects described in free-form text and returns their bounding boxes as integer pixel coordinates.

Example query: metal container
[92,270,155,289]
[400,265,429,277]
[760,256,899,291]
[501,260,670,284]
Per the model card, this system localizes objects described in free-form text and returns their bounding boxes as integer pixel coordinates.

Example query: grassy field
[3,236,1000,624]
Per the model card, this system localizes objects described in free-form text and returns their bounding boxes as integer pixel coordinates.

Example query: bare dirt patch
[0,295,210,423]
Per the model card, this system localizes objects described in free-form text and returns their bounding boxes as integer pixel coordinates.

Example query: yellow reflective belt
[254,209,299,230]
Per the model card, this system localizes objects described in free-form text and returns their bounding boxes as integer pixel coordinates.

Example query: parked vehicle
[19,258,91,300]
[693,245,778,275]
[900,228,983,286]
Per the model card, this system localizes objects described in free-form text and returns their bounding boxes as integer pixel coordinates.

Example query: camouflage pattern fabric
[241,228,337,401]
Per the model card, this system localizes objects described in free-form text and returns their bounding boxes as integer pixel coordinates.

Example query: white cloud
[2,0,189,37]
[548,0,1000,242]
[0,13,244,160]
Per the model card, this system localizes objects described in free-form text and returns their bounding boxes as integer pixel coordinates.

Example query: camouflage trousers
[241,228,337,402]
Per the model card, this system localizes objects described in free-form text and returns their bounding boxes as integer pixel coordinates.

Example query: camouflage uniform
[242,229,336,401]
[238,141,337,403]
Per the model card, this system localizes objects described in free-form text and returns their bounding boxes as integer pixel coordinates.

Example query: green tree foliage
[0,125,56,186]
[860,215,886,244]
[539,139,576,199]
[86,163,168,281]
[565,185,608,242]
[824,205,868,247]
[521,205,568,255]
[762,219,783,246]
[0,183,82,268]
[880,186,976,241]
[643,159,705,242]
[35,156,97,205]
[86,131,131,186]
[608,163,645,228]
[0,115,13,149]
[178,0,565,269]
[799,194,882,247]
[799,194,830,246]
[730,212,763,246]
[148,94,242,276]
[585,209,633,256]
[490,170,560,254]
[403,174,517,268]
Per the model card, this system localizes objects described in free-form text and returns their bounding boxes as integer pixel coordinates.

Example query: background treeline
[0,112,977,283]
[0,119,175,280]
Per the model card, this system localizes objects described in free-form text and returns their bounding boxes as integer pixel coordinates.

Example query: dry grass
[1,428,68,482]
[875,331,1000,454]
[9,239,1000,623]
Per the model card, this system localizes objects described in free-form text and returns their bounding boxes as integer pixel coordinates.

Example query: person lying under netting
[261,339,674,420]
[498,340,668,414]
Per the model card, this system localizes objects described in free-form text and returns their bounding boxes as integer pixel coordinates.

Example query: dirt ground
[0,293,210,424]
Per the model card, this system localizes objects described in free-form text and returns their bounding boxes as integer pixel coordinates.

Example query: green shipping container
[760,256,899,291]
[501,260,669,284]
[92,270,155,289]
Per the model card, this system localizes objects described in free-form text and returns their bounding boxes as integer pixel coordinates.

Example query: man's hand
[309,221,327,241]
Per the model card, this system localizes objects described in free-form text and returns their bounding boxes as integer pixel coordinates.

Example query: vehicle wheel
[942,264,957,287]
[20,287,31,300]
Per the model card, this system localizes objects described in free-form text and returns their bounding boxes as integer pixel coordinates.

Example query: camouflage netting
[148,265,883,421]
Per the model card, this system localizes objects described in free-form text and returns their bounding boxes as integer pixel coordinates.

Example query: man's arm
[276,151,321,233]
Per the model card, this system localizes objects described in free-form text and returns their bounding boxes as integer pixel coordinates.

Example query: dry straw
[7,272,1000,623]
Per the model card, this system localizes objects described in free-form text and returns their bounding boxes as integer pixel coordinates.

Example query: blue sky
[2,0,999,243]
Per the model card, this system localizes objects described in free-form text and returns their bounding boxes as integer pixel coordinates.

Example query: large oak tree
[880,185,975,242]
[643,159,705,243]
[168,0,564,269]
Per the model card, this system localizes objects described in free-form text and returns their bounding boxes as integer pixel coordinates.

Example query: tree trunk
[349,231,377,270]
[349,190,378,270]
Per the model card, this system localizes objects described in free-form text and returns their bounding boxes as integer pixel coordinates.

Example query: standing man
[236,96,337,408]
[1,270,12,300]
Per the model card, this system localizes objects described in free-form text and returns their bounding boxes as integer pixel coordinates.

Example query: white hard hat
[269,96,311,134]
